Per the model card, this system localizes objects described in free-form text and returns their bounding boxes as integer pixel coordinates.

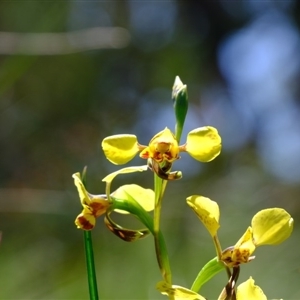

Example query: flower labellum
[140,127,180,163]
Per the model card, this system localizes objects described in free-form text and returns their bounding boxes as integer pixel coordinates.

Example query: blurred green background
[1,1,300,299]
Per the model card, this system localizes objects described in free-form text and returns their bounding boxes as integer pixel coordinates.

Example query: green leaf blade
[191,257,225,293]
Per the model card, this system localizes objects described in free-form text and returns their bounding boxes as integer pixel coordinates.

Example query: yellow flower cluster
[186,195,293,299]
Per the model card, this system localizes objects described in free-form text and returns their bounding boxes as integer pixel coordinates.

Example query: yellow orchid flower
[102,127,221,166]
[101,77,221,167]
[72,166,154,231]
[186,195,294,269]
[73,172,109,230]
[221,208,293,267]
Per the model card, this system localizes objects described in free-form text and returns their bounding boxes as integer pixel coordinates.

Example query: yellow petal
[251,208,294,246]
[112,184,155,214]
[156,281,206,300]
[72,172,91,206]
[186,195,220,237]
[234,226,256,253]
[185,127,222,162]
[237,277,267,300]
[102,134,139,165]
[102,165,148,183]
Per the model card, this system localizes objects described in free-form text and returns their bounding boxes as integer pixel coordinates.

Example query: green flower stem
[81,167,99,300]
[213,234,231,279]
[153,174,171,284]
[83,230,99,300]
[213,234,223,260]
[111,194,172,284]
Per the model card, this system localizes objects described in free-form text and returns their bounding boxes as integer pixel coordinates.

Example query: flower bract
[73,166,154,232]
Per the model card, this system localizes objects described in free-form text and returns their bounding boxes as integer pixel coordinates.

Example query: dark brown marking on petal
[77,215,94,230]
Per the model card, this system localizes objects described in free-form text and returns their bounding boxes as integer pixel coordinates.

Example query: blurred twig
[0,27,130,55]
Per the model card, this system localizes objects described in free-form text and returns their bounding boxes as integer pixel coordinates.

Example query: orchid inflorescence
[72,76,293,300]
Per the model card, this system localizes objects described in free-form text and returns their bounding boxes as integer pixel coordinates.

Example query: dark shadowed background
[0,1,300,299]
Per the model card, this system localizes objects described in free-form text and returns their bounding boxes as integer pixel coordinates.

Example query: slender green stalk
[81,167,99,300]
[83,229,99,300]
[153,174,172,284]
[213,234,223,260]
[111,193,172,284]
[213,235,231,279]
